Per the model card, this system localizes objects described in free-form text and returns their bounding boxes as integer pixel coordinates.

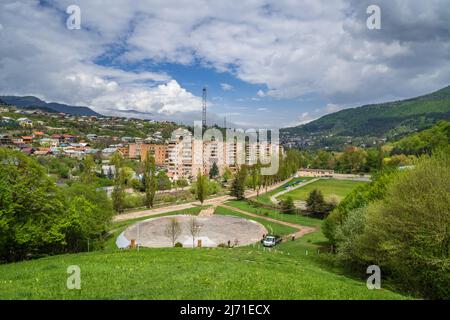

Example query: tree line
[322,148,450,299]
[0,148,114,263]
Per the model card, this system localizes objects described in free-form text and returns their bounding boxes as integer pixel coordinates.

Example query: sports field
[278,179,368,202]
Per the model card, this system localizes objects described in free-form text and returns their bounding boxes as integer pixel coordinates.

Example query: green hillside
[0,202,410,300]
[0,236,407,300]
[281,86,450,146]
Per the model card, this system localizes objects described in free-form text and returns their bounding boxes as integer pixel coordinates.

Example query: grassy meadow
[278,179,368,202]
[0,198,410,300]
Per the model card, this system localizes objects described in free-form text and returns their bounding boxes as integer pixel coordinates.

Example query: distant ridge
[0,95,103,117]
[281,86,450,142]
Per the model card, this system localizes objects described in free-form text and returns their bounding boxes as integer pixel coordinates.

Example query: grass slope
[0,202,409,300]
[0,246,407,300]
[251,177,314,205]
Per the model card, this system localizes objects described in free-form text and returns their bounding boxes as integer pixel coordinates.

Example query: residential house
[17,117,33,127]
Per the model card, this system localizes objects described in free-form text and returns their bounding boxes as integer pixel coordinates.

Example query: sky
[0,0,449,128]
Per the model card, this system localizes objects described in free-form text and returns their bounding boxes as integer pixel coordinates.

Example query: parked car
[262,235,282,247]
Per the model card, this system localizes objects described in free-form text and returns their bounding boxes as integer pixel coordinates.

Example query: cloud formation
[1,0,449,126]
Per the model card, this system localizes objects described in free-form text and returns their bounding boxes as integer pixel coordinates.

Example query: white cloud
[220,83,233,91]
[91,80,202,115]
[1,0,450,125]
[0,0,200,118]
[257,90,266,97]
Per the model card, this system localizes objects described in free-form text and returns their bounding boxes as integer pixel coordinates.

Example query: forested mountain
[281,86,450,149]
[0,96,102,117]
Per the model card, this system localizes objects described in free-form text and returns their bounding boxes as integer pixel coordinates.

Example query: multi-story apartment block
[165,128,281,181]
[129,143,167,166]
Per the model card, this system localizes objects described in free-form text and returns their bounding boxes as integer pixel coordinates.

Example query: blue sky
[1,0,449,128]
[94,50,327,128]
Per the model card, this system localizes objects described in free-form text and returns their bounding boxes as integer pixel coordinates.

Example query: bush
[123,193,146,209]
[174,242,183,248]
[337,150,450,299]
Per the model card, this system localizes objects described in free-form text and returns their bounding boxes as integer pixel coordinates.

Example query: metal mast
[202,87,207,128]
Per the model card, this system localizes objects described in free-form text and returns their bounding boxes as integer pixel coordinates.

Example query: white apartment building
[166,128,281,180]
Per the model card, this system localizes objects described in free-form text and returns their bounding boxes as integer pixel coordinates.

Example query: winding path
[220,204,317,240]
[113,178,291,222]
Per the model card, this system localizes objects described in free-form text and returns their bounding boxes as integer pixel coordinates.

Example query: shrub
[338,150,450,299]
[174,242,183,248]
[123,193,146,209]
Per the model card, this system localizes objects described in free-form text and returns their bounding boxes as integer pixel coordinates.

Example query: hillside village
[0,103,281,182]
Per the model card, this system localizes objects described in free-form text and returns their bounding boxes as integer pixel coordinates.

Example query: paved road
[113,178,291,222]
[220,204,317,240]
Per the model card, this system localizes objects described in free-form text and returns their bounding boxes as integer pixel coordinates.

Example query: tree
[338,147,367,173]
[111,153,126,213]
[280,196,295,214]
[143,151,157,208]
[306,189,326,214]
[338,150,450,299]
[164,218,182,247]
[230,166,247,200]
[175,178,189,189]
[196,172,208,204]
[250,163,261,196]
[81,155,96,184]
[0,148,113,262]
[313,150,335,170]
[221,166,232,183]
[157,171,172,190]
[188,217,201,248]
[209,162,219,179]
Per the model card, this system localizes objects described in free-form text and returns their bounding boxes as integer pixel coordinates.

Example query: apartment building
[129,143,167,166]
[165,128,281,181]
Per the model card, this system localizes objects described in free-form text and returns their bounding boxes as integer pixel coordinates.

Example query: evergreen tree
[306,189,326,214]
[209,162,219,179]
[230,166,247,200]
[196,172,208,204]
[143,151,157,208]
[281,196,295,214]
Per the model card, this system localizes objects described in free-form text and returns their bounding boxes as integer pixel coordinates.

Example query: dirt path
[113,178,291,222]
[220,204,317,240]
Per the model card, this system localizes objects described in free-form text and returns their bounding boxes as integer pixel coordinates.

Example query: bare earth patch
[120,215,268,248]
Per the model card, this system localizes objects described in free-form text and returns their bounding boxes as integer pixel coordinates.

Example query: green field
[278,179,368,202]
[252,177,314,205]
[225,200,323,228]
[0,201,409,300]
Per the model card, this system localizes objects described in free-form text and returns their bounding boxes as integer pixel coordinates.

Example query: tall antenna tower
[202,87,207,128]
